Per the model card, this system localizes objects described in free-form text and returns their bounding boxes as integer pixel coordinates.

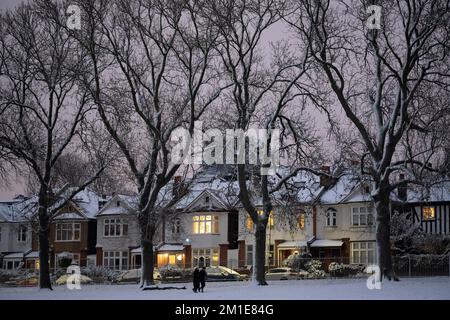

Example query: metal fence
[393,255,450,277]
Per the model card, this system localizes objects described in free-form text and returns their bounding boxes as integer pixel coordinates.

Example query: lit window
[192,248,219,267]
[56,223,81,241]
[351,207,374,226]
[192,215,219,234]
[423,207,435,220]
[246,215,254,231]
[298,212,305,229]
[326,208,337,227]
[104,219,128,237]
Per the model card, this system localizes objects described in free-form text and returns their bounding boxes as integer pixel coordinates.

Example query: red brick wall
[219,244,228,266]
[96,247,103,266]
[184,245,192,269]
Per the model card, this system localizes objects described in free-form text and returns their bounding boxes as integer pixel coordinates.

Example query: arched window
[326,208,337,227]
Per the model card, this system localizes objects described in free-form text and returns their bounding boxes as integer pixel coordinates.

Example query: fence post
[408,255,412,278]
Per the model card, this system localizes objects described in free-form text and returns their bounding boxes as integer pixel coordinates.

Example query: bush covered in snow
[160,268,191,281]
[328,263,364,277]
[304,260,327,279]
[283,252,312,271]
[80,266,121,283]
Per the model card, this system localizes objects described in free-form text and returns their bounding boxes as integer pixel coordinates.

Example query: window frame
[326,208,337,227]
[351,242,375,264]
[192,248,219,267]
[192,215,219,234]
[17,225,28,242]
[422,206,436,221]
[55,222,81,242]
[351,206,374,227]
[103,218,128,237]
[103,251,128,270]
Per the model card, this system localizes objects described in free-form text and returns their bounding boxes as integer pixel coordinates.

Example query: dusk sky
[0,0,335,201]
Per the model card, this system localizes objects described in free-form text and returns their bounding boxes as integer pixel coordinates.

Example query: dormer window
[205,196,210,204]
[117,201,121,207]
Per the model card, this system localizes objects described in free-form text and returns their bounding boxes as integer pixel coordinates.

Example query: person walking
[199,266,207,292]
[192,267,200,293]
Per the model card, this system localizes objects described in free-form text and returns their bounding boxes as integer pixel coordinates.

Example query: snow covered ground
[0,277,449,300]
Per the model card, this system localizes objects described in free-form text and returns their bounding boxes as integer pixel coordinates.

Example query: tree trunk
[254,222,268,285]
[38,226,52,290]
[374,183,399,281]
[140,237,154,288]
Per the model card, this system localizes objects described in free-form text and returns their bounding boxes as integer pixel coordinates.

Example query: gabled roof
[319,172,371,205]
[95,194,137,216]
[391,180,450,204]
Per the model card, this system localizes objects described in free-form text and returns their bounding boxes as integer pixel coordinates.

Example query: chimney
[319,166,332,187]
[397,174,407,201]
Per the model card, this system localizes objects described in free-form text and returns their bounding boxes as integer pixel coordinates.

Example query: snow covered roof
[158,244,184,252]
[278,240,308,248]
[392,181,450,204]
[96,194,138,217]
[24,251,39,259]
[319,173,372,205]
[3,252,25,259]
[310,239,343,248]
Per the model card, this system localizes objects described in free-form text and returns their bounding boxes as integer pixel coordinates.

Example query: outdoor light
[176,255,183,261]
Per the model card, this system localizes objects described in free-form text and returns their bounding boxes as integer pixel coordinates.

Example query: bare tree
[0,2,109,289]
[201,0,329,285]
[71,0,224,287]
[286,0,450,280]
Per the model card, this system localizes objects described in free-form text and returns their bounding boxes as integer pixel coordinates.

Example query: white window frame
[351,206,374,226]
[326,209,337,227]
[351,242,376,264]
[17,225,28,242]
[55,223,81,242]
[192,215,219,234]
[172,218,181,234]
[192,248,219,267]
[103,251,128,270]
[246,245,253,266]
[103,218,128,237]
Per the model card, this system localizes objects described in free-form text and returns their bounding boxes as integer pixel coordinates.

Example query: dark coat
[193,269,200,288]
[199,268,207,286]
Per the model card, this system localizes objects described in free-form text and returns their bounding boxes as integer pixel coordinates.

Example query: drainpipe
[312,206,317,238]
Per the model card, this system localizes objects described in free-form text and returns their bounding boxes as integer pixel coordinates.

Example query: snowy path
[0,277,449,300]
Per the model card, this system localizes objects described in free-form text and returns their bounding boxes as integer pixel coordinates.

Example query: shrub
[304,260,327,278]
[329,263,363,277]
[80,266,121,283]
[284,252,312,271]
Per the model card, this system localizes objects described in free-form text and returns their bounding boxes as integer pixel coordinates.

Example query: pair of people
[193,267,206,293]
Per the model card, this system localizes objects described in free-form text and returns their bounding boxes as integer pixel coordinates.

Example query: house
[94,194,142,270]
[392,180,450,235]
[0,197,33,269]
[315,172,376,265]
[25,188,102,270]
[162,165,240,269]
